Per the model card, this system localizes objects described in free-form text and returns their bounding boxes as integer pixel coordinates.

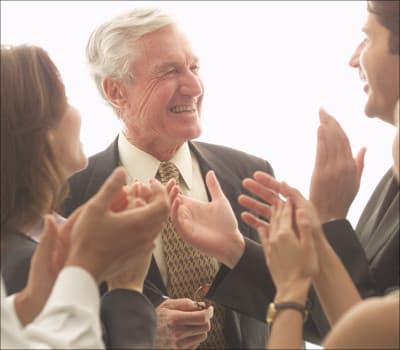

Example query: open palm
[171,170,242,266]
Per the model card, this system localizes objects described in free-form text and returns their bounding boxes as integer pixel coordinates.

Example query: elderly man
[64,8,273,349]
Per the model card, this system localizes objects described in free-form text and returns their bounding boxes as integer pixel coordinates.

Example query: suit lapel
[85,138,120,200]
[364,185,399,263]
[357,169,400,262]
[189,142,250,235]
[89,137,167,295]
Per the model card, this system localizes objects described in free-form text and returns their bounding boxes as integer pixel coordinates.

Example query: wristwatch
[266,301,308,328]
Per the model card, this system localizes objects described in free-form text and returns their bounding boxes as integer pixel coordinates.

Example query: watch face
[267,302,276,324]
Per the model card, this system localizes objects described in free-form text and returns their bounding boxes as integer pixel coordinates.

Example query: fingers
[90,167,127,211]
[35,215,58,264]
[279,199,293,233]
[205,170,224,200]
[319,108,353,163]
[132,181,152,203]
[280,182,307,209]
[168,183,180,206]
[160,298,201,312]
[238,194,271,220]
[176,332,209,349]
[242,177,279,206]
[110,188,129,212]
[268,202,279,239]
[256,226,269,254]
[252,171,281,193]
[240,211,269,232]
[170,194,183,226]
[315,115,329,168]
[295,208,314,248]
[166,178,177,194]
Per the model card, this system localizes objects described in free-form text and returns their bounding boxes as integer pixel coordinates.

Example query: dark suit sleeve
[205,154,276,323]
[1,233,37,295]
[101,289,157,349]
[207,238,274,323]
[305,219,377,341]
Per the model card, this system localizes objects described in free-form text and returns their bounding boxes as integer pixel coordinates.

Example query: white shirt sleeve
[1,267,104,349]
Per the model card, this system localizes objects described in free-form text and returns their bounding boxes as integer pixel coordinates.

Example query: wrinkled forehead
[137,24,196,57]
[130,24,199,76]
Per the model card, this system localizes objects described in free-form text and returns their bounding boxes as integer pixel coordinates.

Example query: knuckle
[200,332,208,342]
[168,316,179,329]
[170,328,180,342]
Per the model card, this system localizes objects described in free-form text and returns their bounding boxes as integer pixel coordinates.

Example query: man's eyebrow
[154,57,200,73]
[154,62,177,73]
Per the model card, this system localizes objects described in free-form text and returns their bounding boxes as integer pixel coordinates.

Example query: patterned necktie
[157,161,226,349]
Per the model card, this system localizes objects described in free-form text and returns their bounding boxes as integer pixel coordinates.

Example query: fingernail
[207,306,214,318]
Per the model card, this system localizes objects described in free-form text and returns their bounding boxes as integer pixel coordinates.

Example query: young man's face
[349,13,399,124]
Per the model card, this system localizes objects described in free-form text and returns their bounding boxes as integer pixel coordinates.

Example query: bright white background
[2,1,395,229]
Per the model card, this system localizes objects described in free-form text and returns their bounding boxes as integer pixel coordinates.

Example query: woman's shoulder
[323,296,399,349]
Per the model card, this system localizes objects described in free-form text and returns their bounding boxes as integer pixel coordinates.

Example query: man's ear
[102,77,127,109]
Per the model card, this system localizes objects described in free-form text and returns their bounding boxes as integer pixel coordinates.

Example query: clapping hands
[240,172,321,302]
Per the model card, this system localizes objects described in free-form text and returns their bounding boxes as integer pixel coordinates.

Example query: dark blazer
[207,168,399,344]
[1,231,157,349]
[63,138,274,349]
[1,232,36,296]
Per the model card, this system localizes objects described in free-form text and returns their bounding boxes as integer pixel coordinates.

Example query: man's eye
[191,65,200,73]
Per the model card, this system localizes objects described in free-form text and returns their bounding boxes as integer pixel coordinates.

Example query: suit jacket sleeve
[1,232,36,295]
[201,149,275,323]
[101,289,157,349]
[207,238,274,323]
[306,219,379,341]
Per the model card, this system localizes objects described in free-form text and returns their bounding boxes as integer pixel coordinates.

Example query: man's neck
[124,133,184,161]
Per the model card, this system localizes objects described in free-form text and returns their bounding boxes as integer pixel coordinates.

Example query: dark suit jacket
[1,231,157,349]
[63,138,274,349]
[207,168,399,344]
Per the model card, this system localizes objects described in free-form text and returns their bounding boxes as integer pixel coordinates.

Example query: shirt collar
[118,132,193,190]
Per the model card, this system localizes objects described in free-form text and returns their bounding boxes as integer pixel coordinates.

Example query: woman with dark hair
[1,45,170,348]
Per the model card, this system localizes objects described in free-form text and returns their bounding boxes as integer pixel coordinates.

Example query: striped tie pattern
[157,161,226,349]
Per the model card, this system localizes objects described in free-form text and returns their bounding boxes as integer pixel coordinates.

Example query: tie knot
[157,161,180,185]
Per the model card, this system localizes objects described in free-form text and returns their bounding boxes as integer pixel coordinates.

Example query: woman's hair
[367,0,399,54]
[86,8,175,107]
[1,45,68,236]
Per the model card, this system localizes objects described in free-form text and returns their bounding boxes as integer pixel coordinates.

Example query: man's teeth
[170,106,195,113]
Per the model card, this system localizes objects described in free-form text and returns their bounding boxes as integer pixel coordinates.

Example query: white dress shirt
[118,132,219,289]
[1,267,103,349]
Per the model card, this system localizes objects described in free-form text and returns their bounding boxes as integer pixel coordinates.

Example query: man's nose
[179,70,203,97]
[349,39,366,67]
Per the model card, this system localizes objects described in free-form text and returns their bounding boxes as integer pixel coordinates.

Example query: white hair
[86,8,176,104]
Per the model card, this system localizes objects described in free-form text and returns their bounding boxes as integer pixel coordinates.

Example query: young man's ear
[102,77,127,110]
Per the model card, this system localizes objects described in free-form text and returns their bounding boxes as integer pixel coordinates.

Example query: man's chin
[364,98,397,124]
[183,127,202,141]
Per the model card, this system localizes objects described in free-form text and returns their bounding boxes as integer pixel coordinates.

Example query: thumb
[32,215,58,266]
[91,166,127,210]
[355,147,367,182]
[319,107,331,124]
[161,297,200,312]
[205,170,225,200]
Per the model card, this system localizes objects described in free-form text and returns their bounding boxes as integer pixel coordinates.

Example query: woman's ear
[102,77,127,110]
